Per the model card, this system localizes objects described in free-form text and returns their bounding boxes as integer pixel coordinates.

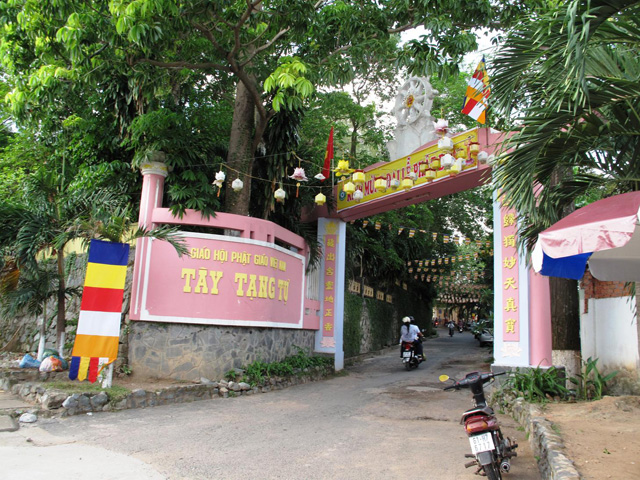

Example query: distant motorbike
[448,324,455,337]
[401,341,423,371]
[440,371,518,479]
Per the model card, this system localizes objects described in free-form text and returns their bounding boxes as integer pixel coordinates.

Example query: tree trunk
[549,277,581,350]
[225,80,256,216]
[548,167,581,364]
[56,248,66,355]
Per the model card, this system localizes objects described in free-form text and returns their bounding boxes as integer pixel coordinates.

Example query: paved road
[1,330,541,479]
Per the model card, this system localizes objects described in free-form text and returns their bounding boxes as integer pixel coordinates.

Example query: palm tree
[491,0,640,245]
[0,166,187,356]
[490,0,640,353]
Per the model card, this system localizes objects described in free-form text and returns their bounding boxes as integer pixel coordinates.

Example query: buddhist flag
[322,126,334,181]
[69,239,129,383]
[462,57,490,124]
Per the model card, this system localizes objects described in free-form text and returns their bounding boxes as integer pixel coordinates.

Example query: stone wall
[128,321,316,382]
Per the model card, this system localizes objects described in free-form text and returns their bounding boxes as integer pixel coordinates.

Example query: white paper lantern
[231,178,244,192]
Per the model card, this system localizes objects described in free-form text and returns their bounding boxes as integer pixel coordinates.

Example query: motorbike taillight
[465,415,497,434]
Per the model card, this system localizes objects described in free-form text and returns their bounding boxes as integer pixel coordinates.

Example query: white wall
[580,291,639,371]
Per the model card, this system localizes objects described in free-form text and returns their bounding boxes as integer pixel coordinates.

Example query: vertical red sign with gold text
[501,206,520,341]
[322,233,336,341]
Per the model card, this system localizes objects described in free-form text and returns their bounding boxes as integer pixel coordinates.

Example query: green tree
[1,0,545,218]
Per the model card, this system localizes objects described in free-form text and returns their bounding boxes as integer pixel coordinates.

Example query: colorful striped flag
[462,57,490,124]
[69,239,129,383]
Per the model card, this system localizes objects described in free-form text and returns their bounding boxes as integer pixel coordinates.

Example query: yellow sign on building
[337,129,480,211]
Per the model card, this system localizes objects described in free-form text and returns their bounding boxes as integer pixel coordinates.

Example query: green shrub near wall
[343,284,434,359]
[365,296,395,351]
[343,291,363,358]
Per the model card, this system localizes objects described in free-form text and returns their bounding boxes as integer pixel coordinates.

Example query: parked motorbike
[440,371,518,479]
[401,341,423,371]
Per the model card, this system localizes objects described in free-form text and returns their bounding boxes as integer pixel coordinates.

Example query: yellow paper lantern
[419,161,429,173]
[425,169,436,182]
[401,178,413,190]
[352,169,366,186]
[374,177,387,192]
[450,159,462,176]
[469,142,481,157]
[430,156,441,169]
[343,181,356,195]
[455,148,467,160]
[315,192,327,206]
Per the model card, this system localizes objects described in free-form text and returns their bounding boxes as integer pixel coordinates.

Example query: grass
[45,380,131,404]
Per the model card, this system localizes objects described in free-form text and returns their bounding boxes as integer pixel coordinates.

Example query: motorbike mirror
[438,374,450,382]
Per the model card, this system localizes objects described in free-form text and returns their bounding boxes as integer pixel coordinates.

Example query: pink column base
[529,270,552,367]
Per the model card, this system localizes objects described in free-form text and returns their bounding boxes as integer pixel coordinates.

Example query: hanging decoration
[314,173,326,181]
[389,178,400,189]
[477,151,489,164]
[213,170,226,197]
[401,177,414,190]
[274,186,286,203]
[231,178,244,192]
[334,159,354,177]
[434,118,449,135]
[438,136,454,151]
[289,167,308,197]
[441,153,454,170]
[315,192,327,206]
[353,189,364,202]
[374,176,387,192]
[352,169,366,186]
[343,180,356,195]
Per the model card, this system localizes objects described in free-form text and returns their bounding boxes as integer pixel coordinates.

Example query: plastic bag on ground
[39,356,54,372]
[19,353,41,369]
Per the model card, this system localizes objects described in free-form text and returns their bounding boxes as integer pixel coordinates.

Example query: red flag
[322,126,334,181]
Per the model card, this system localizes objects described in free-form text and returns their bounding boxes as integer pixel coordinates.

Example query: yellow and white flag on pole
[462,57,490,124]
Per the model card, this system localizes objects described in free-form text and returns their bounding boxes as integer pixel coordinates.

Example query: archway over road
[306,125,552,373]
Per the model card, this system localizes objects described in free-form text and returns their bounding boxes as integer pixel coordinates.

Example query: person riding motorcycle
[400,316,425,360]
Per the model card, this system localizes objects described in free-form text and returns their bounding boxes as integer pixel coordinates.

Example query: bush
[236,347,333,386]
[570,357,618,401]
[501,366,569,403]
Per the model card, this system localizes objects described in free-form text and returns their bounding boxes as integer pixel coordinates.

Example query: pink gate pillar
[493,192,553,369]
[529,271,552,367]
[314,218,346,371]
[131,158,169,319]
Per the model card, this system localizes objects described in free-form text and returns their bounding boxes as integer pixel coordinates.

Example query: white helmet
[402,316,411,323]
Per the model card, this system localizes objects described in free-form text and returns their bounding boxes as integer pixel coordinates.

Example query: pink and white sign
[134,233,306,328]
[501,206,520,341]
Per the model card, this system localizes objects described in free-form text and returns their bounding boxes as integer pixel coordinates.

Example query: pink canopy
[532,191,640,281]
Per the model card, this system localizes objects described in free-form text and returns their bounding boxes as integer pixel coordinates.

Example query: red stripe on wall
[80,286,125,312]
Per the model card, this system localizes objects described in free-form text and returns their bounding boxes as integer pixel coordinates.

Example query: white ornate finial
[140,152,169,177]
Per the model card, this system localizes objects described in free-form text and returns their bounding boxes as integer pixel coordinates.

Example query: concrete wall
[580,273,639,394]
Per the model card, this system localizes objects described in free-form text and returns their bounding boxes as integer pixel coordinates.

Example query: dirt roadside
[543,396,640,480]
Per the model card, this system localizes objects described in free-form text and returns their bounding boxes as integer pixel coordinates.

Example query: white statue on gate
[387,77,438,160]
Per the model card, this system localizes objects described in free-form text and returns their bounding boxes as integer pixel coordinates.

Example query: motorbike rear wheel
[482,461,502,480]
[404,361,412,371]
